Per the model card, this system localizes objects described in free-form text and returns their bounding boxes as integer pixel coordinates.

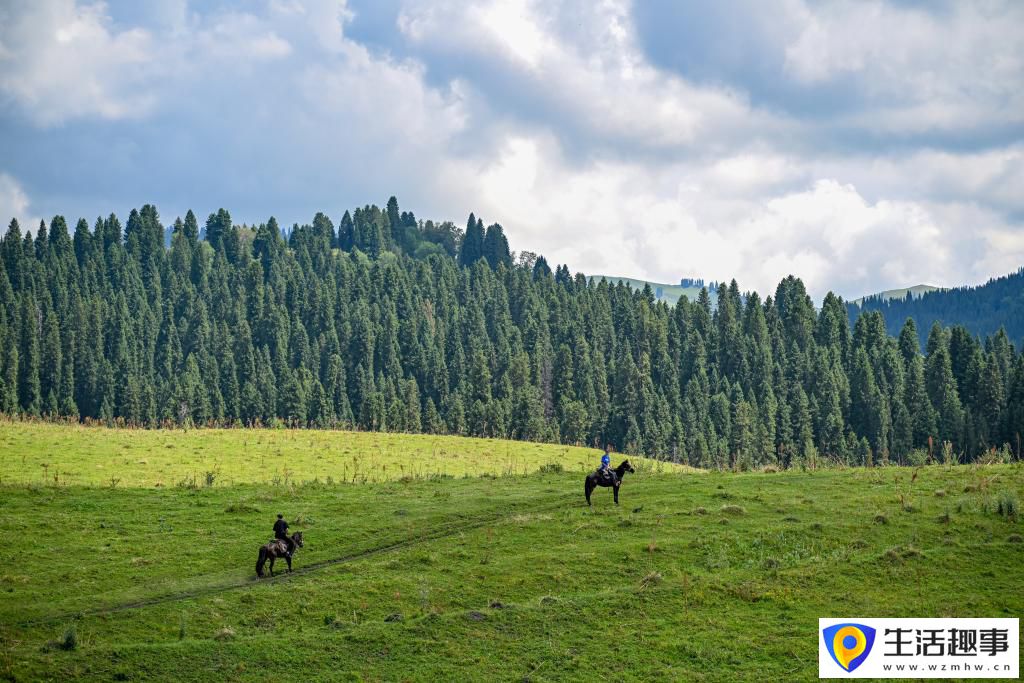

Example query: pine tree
[483,223,512,269]
[459,215,485,267]
[18,295,41,414]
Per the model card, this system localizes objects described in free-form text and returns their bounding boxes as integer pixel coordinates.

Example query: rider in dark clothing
[273,514,294,557]
[599,445,615,482]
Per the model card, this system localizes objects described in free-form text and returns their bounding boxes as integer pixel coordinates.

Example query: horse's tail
[256,546,268,577]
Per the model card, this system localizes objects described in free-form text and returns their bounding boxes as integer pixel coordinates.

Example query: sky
[0,0,1022,301]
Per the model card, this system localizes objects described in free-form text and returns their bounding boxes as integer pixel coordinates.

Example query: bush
[640,571,662,589]
[995,491,1018,520]
[59,625,77,651]
[213,627,235,641]
[906,449,929,467]
[537,462,564,474]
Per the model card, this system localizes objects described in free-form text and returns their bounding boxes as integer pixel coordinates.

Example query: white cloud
[397,0,778,151]
[0,173,41,233]
[195,13,293,62]
[0,0,158,125]
[783,1,1024,132]
[0,0,1020,303]
[434,133,1022,300]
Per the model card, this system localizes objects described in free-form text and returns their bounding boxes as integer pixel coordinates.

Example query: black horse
[585,460,635,506]
[256,531,303,577]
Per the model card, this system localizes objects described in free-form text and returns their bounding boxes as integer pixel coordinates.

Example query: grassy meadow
[0,422,684,488]
[0,423,1022,681]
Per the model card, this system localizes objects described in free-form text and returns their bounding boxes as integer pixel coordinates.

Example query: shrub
[213,627,235,641]
[538,462,564,474]
[906,449,929,467]
[59,625,77,651]
[640,571,663,589]
[995,491,1018,520]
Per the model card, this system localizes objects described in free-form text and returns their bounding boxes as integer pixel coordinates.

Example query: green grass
[0,422,684,487]
[0,426,1022,681]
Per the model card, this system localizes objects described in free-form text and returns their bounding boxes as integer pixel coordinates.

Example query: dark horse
[256,531,303,577]
[585,460,635,506]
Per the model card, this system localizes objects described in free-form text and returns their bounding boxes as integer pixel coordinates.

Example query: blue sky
[0,0,1022,300]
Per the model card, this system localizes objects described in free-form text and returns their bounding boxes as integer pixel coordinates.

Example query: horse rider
[273,514,295,558]
[599,444,614,482]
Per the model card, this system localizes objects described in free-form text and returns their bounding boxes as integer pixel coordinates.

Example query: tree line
[849,267,1024,350]
[1,198,1022,467]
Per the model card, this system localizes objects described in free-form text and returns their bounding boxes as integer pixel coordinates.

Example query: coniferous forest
[2,198,1023,467]
[849,267,1024,349]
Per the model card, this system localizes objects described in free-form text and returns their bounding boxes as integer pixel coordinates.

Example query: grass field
[0,422,684,488]
[0,425,1022,681]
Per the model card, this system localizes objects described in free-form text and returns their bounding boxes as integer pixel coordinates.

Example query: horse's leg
[286,554,292,572]
[269,555,275,576]
[585,478,593,506]
[614,483,620,505]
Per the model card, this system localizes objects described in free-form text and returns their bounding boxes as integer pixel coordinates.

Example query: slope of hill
[849,284,942,306]
[3,446,1021,679]
[848,267,1024,347]
[3,426,1021,681]
[590,275,713,306]
[0,422,685,487]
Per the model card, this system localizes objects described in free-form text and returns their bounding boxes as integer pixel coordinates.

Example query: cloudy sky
[1,0,1022,301]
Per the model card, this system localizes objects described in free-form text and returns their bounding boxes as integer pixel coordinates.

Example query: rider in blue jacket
[600,445,611,472]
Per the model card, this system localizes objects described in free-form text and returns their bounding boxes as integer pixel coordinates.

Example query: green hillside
[0,422,684,488]
[590,275,711,306]
[850,284,942,306]
[1,425,1021,681]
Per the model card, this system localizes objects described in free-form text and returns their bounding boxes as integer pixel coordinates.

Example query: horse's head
[292,531,304,548]
[619,460,635,474]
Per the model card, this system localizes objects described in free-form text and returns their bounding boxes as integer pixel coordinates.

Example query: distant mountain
[848,267,1024,348]
[849,284,942,306]
[590,275,717,306]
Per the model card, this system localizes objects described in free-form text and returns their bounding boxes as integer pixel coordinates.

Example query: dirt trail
[19,494,574,626]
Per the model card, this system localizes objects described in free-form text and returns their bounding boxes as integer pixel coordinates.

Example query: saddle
[594,468,618,485]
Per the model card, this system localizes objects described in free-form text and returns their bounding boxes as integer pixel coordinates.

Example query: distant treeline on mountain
[849,268,1024,350]
[2,198,1022,466]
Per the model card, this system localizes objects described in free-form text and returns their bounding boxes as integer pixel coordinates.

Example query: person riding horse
[598,445,616,484]
[273,514,295,558]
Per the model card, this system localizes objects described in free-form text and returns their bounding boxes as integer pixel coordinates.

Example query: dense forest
[1,198,1023,467]
[849,267,1024,349]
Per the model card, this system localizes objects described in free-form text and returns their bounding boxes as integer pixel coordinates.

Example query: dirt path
[19,494,576,626]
